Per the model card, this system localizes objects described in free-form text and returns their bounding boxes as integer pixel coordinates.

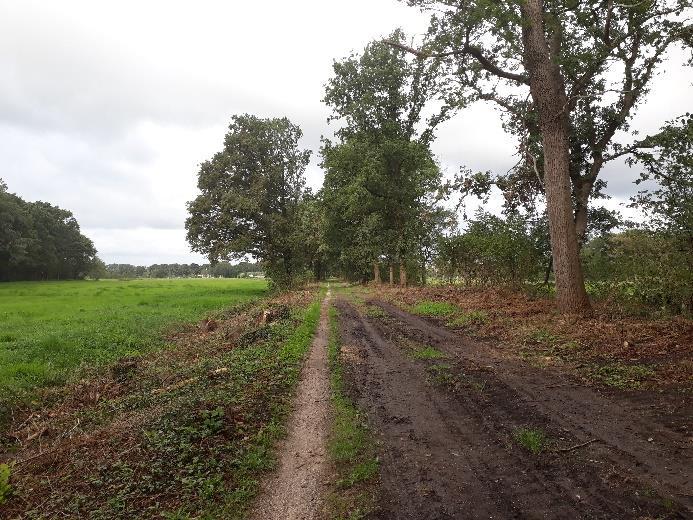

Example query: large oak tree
[185,115,312,289]
[390,0,691,312]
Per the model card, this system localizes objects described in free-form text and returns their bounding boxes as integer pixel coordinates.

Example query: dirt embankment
[334,295,692,519]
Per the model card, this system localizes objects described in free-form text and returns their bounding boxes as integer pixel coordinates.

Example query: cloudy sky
[1,1,690,265]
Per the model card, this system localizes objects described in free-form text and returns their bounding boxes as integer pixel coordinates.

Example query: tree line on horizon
[0,178,262,283]
[0,180,98,282]
[186,1,691,314]
[101,261,261,279]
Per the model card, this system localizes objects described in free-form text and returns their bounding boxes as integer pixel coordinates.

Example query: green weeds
[513,428,548,455]
[411,301,458,317]
[426,364,455,386]
[0,463,11,505]
[527,328,559,345]
[364,305,386,318]
[586,363,655,389]
[446,310,489,328]
[411,345,445,360]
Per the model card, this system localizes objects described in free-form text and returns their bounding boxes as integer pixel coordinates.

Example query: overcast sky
[1,1,691,264]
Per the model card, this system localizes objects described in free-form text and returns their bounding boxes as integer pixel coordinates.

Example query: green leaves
[321,32,450,280]
[185,115,314,290]
[0,182,97,281]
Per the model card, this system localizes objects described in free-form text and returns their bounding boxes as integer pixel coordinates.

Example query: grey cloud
[1,0,689,264]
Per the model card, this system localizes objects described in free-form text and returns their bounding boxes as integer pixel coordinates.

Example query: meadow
[0,278,267,399]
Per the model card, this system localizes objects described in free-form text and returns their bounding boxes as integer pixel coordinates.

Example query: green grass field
[0,278,267,398]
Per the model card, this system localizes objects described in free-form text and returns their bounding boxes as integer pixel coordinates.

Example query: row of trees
[102,261,261,279]
[186,2,691,313]
[0,180,98,281]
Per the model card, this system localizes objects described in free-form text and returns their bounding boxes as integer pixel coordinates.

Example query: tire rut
[375,300,692,514]
[335,297,691,519]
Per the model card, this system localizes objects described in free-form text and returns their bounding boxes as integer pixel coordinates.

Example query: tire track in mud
[375,300,693,513]
[335,297,691,519]
[250,293,331,520]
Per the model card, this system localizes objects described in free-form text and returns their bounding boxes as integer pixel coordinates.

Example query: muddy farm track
[334,296,692,520]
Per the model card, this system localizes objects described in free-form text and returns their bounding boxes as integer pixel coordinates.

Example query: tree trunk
[373,261,381,284]
[399,263,407,287]
[389,263,394,285]
[421,260,427,286]
[522,0,591,313]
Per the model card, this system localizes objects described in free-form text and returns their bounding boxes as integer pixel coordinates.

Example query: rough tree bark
[521,0,591,313]
[389,264,394,285]
[399,263,407,287]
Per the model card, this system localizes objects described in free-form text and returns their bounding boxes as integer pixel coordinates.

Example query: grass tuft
[411,345,446,360]
[0,463,11,505]
[513,427,548,455]
[586,363,655,389]
[364,305,386,318]
[446,310,489,328]
[411,301,458,317]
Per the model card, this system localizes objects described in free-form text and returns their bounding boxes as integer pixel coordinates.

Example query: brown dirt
[378,286,693,389]
[250,292,331,520]
[334,295,692,519]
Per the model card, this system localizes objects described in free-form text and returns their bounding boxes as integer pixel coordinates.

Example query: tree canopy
[0,180,98,281]
[185,114,315,289]
[321,31,451,284]
[390,0,692,312]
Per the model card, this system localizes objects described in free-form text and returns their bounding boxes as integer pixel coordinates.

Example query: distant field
[0,278,267,399]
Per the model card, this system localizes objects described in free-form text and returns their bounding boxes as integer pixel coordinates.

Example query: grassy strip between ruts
[0,290,320,519]
[325,304,379,520]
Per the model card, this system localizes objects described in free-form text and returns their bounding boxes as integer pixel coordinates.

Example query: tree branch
[383,40,530,85]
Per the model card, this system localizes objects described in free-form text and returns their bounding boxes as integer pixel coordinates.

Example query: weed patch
[426,364,455,386]
[0,463,11,505]
[513,428,548,455]
[585,363,655,389]
[411,301,458,317]
[364,305,386,318]
[446,310,489,328]
[526,328,559,345]
[411,345,446,360]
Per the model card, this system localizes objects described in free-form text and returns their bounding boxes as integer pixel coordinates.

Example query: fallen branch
[556,439,598,452]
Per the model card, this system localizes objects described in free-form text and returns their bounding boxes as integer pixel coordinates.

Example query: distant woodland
[0,180,97,281]
[1,179,260,282]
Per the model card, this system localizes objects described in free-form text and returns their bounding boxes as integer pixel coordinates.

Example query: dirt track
[334,296,692,519]
[251,293,331,520]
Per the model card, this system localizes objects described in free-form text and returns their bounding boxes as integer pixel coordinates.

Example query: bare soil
[334,295,692,519]
[379,286,693,388]
[251,293,331,520]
